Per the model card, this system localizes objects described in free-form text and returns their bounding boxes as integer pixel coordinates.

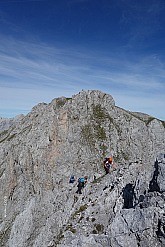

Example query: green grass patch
[0,129,8,138]
[56,98,66,107]
[76,204,88,213]
[19,125,32,135]
[145,117,155,125]
[94,223,104,233]
[92,104,113,124]
[94,124,106,140]
[7,133,16,141]
[66,224,76,233]
[81,124,95,147]
[54,229,65,245]
[72,204,88,219]
[92,104,107,121]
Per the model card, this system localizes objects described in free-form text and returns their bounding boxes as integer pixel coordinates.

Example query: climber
[108,157,116,170]
[76,178,84,194]
[69,175,75,183]
[78,177,86,187]
[104,157,116,174]
[76,176,88,194]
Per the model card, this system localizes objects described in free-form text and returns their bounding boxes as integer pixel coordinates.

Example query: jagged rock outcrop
[0,90,165,247]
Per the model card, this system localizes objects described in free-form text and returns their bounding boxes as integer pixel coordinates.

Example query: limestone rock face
[0,90,165,247]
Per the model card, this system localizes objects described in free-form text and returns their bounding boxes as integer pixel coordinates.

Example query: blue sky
[0,0,165,120]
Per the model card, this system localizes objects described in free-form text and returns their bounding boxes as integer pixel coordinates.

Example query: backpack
[105,162,110,169]
[69,175,75,183]
[79,177,85,183]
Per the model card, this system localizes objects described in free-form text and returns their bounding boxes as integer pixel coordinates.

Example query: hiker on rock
[104,157,116,174]
[76,176,88,194]
[76,181,83,194]
[108,157,116,170]
[69,175,75,183]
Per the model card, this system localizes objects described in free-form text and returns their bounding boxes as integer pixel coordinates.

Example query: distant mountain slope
[0,115,24,131]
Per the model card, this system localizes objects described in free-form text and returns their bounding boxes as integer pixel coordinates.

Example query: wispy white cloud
[112,91,165,120]
[0,36,165,119]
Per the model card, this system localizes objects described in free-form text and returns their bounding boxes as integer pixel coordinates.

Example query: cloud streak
[0,36,165,119]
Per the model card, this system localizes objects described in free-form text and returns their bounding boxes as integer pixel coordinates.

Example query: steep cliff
[0,90,165,247]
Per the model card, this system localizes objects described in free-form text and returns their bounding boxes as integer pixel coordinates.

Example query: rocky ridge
[0,90,165,247]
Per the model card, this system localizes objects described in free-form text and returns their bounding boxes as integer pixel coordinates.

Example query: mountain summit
[0,90,165,247]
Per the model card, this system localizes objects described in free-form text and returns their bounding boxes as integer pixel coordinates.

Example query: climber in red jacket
[104,157,116,174]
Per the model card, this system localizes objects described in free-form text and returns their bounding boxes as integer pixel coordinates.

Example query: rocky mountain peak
[0,90,164,247]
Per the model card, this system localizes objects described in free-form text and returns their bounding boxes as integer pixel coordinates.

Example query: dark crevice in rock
[135,233,141,247]
[138,194,145,203]
[156,219,165,239]
[148,159,160,193]
[103,186,108,191]
[122,183,136,209]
